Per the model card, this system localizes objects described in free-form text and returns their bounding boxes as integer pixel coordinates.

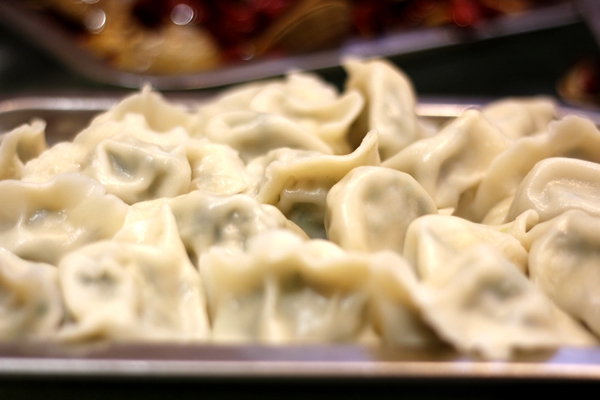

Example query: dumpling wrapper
[326,165,437,253]
[414,245,596,360]
[469,115,600,222]
[247,130,380,239]
[58,203,210,342]
[344,58,425,160]
[403,214,529,279]
[506,157,600,223]
[526,209,600,338]
[481,97,555,140]
[0,120,47,181]
[0,248,64,340]
[168,191,306,266]
[199,230,375,344]
[384,109,511,211]
[0,173,128,265]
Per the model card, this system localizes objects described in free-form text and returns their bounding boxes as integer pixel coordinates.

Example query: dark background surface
[1,17,599,100]
[1,9,600,399]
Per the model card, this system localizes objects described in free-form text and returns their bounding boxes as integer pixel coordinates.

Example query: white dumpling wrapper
[91,85,198,134]
[203,111,333,163]
[84,135,191,204]
[185,139,250,195]
[0,248,63,340]
[403,214,528,279]
[248,130,380,238]
[0,120,47,180]
[469,115,600,222]
[21,113,192,184]
[58,203,209,342]
[200,230,374,344]
[481,97,555,140]
[326,165,437,253]
[384,109,511,210]
[344,58,425,160]
[525,209,600,338]
[168,191,305,266]
[414,245,585,360]
[0,173,128,265]
[249,72,364,154]
[506,157,600,223]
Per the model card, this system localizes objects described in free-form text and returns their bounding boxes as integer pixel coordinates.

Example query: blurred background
[0,0,599,106]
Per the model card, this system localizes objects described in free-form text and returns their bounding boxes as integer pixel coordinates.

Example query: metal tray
[1,94,600,381]
[0,0,585,90]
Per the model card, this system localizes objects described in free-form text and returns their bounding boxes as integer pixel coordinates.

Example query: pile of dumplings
[2,58,600,360]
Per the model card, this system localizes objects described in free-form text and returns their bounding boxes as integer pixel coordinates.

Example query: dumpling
[203,111,333,163]
[185,139,251,195]
[413,245,593,360]
[200,230,374,344]
[91,85,198,134]
[248,131,380,239]
[384,109,511,211]
[403,214,529,279]
[326,165,437,253]
[506,157,600,223]
[525,209,600,337]
[0,173,128,265]
[168,191,305,266]
[0,120,47,180]
[481,97,556,140]
[58,203,209,342]
[344,58,426,160]
[21,113,193,184]
[367,251,441,347]
[248,72,364,154]
[469,115,600,222]
[83,135,192,204]
[0,248,64,340]
[196,72,362,155]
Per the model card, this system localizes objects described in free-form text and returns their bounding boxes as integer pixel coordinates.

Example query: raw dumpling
[326,165,437,253]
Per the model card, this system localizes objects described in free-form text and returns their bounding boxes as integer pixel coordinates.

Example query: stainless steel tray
[0,1,584,90]
[1,94,600,381]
